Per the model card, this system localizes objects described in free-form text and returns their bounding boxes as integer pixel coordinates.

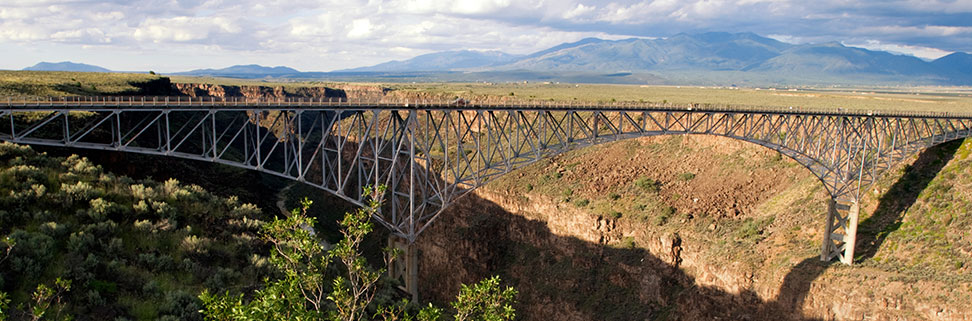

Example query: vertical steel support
[820,198,861,264]
[820,198,837,261]
[386,110,420,301]
[820,117,870,265]
[842,202,860,265]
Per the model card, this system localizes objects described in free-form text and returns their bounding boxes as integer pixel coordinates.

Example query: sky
[1,0,971,72]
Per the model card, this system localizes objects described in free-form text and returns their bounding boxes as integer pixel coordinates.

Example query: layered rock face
[171,83,346,100]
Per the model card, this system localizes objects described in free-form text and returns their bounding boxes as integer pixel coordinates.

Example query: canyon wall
[413,135,972,321]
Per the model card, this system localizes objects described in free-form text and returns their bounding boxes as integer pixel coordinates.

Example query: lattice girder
[3,99,972,262]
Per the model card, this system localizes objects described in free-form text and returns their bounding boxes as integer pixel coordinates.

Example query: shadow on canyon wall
[416,140,961,320]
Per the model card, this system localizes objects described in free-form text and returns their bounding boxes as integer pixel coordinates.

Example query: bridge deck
[3,96,970,119]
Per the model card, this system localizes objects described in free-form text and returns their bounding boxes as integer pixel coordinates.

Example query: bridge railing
[3,96,972,119]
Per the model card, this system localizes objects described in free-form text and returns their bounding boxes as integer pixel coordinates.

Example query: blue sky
[1,0,970,72]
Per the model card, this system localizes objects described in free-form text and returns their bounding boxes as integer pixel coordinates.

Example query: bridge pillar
[388,236,419,301]
[820,198,860,264]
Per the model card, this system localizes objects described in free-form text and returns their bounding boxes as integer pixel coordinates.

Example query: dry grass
[389,82,972,114]
[0,70,163,97]
[6,71,972,114]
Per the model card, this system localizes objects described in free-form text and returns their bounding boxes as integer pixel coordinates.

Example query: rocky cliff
[171,83,347,100]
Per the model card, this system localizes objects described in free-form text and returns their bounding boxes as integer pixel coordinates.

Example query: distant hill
[23,61,111,72]
[347,32,970,85]
[502,32,793,71]
[341,50,520,72]
[931,52,972,84]
[743,42,933,75]
[174,64,301,77]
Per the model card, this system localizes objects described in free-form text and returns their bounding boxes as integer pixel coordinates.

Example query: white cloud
[858,25,972,38]
[133,17,242,43]
[563,3,596,19]
[347,19,375,39]
[845,40,953,60]
[0,0,970,71]
[51,28,111,43]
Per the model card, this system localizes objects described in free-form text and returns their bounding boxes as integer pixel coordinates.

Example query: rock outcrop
[171,83,346,100]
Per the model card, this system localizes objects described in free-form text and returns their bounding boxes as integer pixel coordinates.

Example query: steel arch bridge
[3,97,971,274]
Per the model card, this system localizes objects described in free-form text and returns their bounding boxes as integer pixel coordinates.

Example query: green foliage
[608,193,621,201]
[201,187,517,321]
[201,196,330,320]
[633,176,660,193]
[677,172,696,181]
[373,301,442,321]
[573,198,590,207]
[201,190,390,321]
[452,276,517,321]
[608,211,622,220]
[328,186,388,321]
[735,217,776,242]
[655,206,675,226]
[451,276,517,321]
[0,143,269,320]
[0,291,9,321]
[30,277,72,321]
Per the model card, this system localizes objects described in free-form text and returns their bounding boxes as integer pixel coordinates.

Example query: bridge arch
[3,98,972,268]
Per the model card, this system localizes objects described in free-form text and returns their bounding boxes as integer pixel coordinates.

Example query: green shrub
[678,172,696,181]
[61,181,96,201]
[608,192,621,200]
[180,235,211,254]
[655,206,676,226]
[633,176,660,193]
[573,198,590,207]
[8,230,55,280]
[736,217,776,242]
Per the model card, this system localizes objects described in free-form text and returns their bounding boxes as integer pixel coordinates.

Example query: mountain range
[23,61,112,72]
[19,32,972,85]
[342,32,971,84]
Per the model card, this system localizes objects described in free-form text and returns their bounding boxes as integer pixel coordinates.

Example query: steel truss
[3,97,972,267]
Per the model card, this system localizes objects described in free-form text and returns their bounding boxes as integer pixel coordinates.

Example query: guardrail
[3,96,970,119]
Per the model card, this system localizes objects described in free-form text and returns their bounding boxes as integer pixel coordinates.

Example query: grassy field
[168,75,972,114]
[390,82,972,114]
[5,71,972,114]
[0,71,164,97]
